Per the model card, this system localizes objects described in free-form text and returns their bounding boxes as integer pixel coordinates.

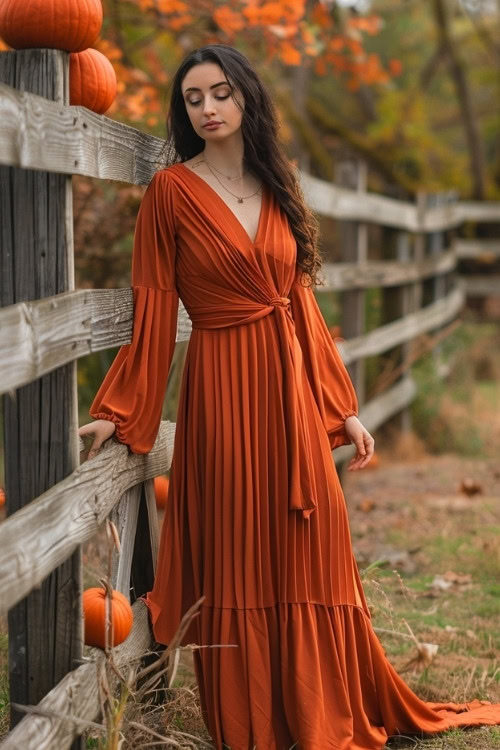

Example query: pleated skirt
[145,316,500,749]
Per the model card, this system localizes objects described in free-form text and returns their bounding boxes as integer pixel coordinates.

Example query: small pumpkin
[154,475,170,509]
[83,585,133,648]
[70,48,117,114]
[0,487,5,509]
[0,0,103,52]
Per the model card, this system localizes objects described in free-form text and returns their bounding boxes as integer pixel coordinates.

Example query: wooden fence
[1,48,500,749]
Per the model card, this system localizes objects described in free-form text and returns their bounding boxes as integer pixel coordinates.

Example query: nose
[202,95,217,118]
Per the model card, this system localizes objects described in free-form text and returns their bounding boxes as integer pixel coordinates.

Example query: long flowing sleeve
[89,170,179,454]
[289,270,358,451]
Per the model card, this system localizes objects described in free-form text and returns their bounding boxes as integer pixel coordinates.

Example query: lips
[204,121,222,127]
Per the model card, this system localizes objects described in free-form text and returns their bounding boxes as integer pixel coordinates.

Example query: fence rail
[1,47,500,750]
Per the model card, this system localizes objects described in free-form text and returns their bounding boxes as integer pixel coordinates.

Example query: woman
[79,44,500,750]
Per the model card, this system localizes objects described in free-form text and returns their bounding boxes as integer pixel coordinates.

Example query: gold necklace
[203,159,262,203]
[202,154,249,181]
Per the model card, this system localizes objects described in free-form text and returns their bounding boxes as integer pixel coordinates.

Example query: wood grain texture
[0,420,176,616]
[301,171,500,231]
[0,250,454,396]
[109,484,142,599]
[0,49,82,738]
[0,80,165,185]
[320,249,456,290]
[0,601,152,750]
[0,288,191,394]
[338,283,465,364]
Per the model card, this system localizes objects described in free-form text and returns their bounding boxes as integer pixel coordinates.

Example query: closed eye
[188,95,230,106]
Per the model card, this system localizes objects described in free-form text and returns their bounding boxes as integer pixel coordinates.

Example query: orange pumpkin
[154,475,170,509]
[0,487,5,508]
[0,0,103,52]
[70,48,116,114]
[83,586,133,648]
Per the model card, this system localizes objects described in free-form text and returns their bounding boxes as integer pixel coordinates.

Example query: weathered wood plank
[0,79,165,185]
[0,600,152,750]
[109,484,142,599]
[1,78,500,228]
[335,160,367,405]
[301,171,500,231]
[320,249,456,290]
[0,249,456,396]
[454,239,500,259]
[0,420,176,616]
[0,49,82,738]
[463,275,500,296]
[0,289,191,395]
[143,479,160,575]
[338,283,465,364]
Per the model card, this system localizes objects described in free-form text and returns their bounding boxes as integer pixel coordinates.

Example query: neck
[203,137,245,176]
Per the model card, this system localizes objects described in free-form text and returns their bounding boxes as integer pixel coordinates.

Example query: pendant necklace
[202,155,262,203]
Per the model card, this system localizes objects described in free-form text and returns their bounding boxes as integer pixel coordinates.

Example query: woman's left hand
[344,415,375,471]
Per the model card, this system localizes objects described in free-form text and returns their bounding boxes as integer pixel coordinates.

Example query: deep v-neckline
[178,162,267,247]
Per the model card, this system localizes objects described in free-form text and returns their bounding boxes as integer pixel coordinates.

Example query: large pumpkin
[154,475,170,509]
[69,49,116,115]
[0,0,103,52]
[70,48,116,114]
[83,586,133,648]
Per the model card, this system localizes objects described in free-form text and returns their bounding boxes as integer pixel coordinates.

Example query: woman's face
[181,62,244,142]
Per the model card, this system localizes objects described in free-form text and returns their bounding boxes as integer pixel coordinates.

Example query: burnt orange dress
[90,163,500,750]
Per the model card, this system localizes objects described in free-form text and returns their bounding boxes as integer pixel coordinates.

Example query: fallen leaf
[358,499,376,513]
[459,477,483,496]
[427,570,473,595]
[466,629,478,640]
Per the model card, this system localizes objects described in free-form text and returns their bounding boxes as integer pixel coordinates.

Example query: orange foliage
[314,57,327,76]
[158,0,189,11]
[311,3,332,29]
[329,36,345,52]
[95,0,394,130]
[214,6,245,33]
[279,40,301,65]
[346,14,382,35]
[389,58,403,76]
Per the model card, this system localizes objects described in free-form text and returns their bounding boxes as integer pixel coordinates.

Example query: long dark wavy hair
[159,44,323,288]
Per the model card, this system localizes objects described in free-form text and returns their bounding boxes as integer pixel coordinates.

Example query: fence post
[424,191,457,372]
[380,199,413,433]
[335,159,367,405]
[0,49,82,743]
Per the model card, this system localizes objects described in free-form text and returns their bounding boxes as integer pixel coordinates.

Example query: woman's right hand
[78,419,116,459]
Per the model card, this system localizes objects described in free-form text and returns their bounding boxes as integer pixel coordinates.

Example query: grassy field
[0,316,499,748]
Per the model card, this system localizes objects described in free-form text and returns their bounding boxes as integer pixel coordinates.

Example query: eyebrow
[183,81,231,94]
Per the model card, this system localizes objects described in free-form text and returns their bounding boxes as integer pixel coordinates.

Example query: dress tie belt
[269,296,291,308]
[188,294,318,518]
